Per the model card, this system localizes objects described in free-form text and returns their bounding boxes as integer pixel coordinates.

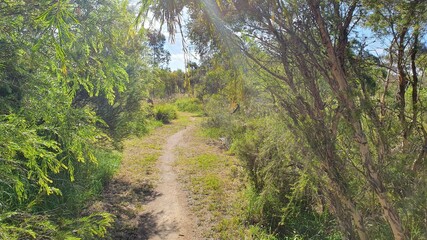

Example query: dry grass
[175,121,249,239]
[117,112,194,182]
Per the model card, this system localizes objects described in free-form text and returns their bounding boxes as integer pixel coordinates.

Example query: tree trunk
[353,122,406,240]
[397,28,409,142]
[310,125,369,240]
[307,1,407,238]
[323,188,359,240]
[410,30,419,128]
[322,164,369,240]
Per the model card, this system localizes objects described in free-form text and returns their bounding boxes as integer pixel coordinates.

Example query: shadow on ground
[87,178,167,240]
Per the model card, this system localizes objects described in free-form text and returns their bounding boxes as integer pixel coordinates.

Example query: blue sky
[161,9,198,71]
[129,0,187,70]
[144,18,188,70]
[164,32,186,71]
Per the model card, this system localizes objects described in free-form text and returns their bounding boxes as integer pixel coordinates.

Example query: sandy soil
[90,119,199,239]
[142,126,197,239]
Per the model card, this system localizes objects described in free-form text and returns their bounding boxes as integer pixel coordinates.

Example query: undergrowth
[174,97,203,113]
[201,95,342,239]
[154,104,177,124]
[0,147,120,239]
[40,148,122,214]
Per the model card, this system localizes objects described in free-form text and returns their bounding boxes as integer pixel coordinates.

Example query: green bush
[154,104,177,124]
[0,211,114,239]
[203,95,340,238]
[202,95,233,132]
[0,147,120,240]
[114,102,154,140]
[174,98,203,113]
[0,147,118,239]
[233,117,339,239]
[33,148,121,214]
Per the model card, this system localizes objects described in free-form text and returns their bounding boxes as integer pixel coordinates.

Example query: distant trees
[147,30,171,68]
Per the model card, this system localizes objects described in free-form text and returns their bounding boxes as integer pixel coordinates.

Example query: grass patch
[203,174,222,191]
[144,143,163,150]
[145,118,163,132]
[120,138,163,184]
[176,126,249,239]
[174,97,203,113]
[90,148,122,190]
[175,111,194,125]
[141,153,159,164]
[187,154,221,171]
[200,127,223,139]
[191,174,223,193]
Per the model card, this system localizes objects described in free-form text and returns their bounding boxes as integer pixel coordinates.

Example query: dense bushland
[2,0,427,239]
[156,0,427,237]
[203,88,341,239]
[0,1,160,238]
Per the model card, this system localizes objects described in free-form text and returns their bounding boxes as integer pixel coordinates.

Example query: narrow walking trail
[89,113,245,239]
[88,114,198,239]
[142,126,196,239]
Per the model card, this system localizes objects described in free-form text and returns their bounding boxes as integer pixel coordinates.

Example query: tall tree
[147,30,171,68]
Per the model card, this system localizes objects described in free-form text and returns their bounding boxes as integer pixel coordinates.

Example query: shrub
[154,104,177,124]
[203,95,340,238]
[0,211,114,239]
[0,146,119,239]
[33,148,121,214]
[114,102,153,140]
[174,98,203,113]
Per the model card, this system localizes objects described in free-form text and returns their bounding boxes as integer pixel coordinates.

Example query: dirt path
[90,113,246,239]
[89,115,198,239]
[141,126,196,239]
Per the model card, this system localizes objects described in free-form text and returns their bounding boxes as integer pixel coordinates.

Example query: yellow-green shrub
[154,104,177,124]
